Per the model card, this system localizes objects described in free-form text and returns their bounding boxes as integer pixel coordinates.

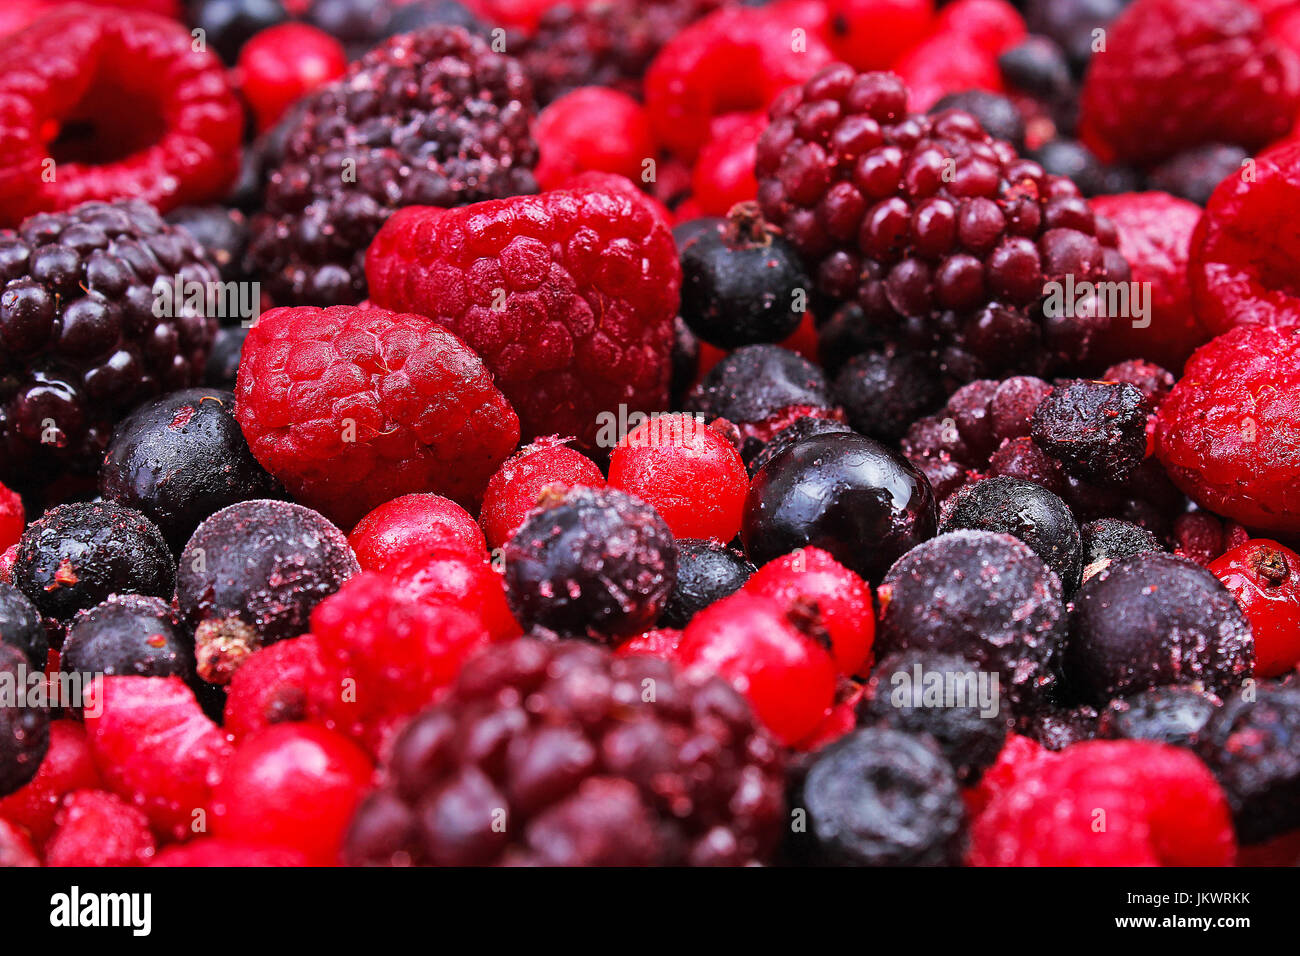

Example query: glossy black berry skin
[203,325,249,390]
[100,387,281,552]
[1097,686,1222,749]
[798,727,966,867]
[1030,380,1149,484]
[62,594,194,682]
[13,502,174,625]
[0,643,48,798]
[940,476,1083,594]
[165,205,250,285]
[1066,552,1254,707]
[188,0,291,64]
[832,349,944,443]
[660,539,754,629]
[504,487,677,642]
[745,416,853,477]
[742,431,937,582]
[0,583,46,669]
[685,345,837,436]
[1080,517,1163,585]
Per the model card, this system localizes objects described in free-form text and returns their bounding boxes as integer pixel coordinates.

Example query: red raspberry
[348,493,486,573]
[692,112,766,216]
[366,175,681,447]
[0,721,102,849]
[936,0,1025,55]
[44,789,156,867]
[212,724,373,866]
[825,0,934,71]
[894,29,1004,111]
[607,413,749,542]
[1155,326,1300,533]
[479,436,606,550]
[236,22,347,133]
[744,547,875,677]
[0,6,242,226]
[235,305,521,528]
[965,732,1050,817]
[0,818,38,867]
[534,87,656,191]
[0,481,22,553]
[151,838,307,866]
[386,546,522,644]
[223,634,342,744]
[1089,192,1209,370]
[1078,0,1300,166]
[83,676,234,842]
[614,627,685,661]
[1190,140,1300,336]
[1209,539,1300,677]
[969,740,1236,865]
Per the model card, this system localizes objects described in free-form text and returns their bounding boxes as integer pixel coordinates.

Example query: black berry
[1097,686,1222,749]
[832,348,944,443]
[660,539,754,629]
[1030,379,1149,484]
[0,582,46,669]
[1079,517,1163,585]
[0,643,48,798]
[62,594,194,682]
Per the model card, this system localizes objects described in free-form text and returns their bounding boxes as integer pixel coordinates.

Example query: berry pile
[0,0,1299,872]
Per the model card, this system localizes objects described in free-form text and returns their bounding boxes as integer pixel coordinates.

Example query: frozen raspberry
[83,675,235,841]
[1079,0,1300,165]
[756,67,1130,382]
[1210,539,1300,677]
[1155,326,1300,533]
[969,739,1236,865]
[825,0,934,72]
[0,482,22,554]
[534,87,655,191]
[1148,143,1251,206]
[692,112,767,216]
[0,582,44,668]
[1097,686,1223,750]
[246,26,538,306]
[348,494,485,574]
[151,838,307,866]
[223,634,337,743]
[235,305,520,527]
[236,22,348,133]
[0,722,101,849]
[0,7,242,225]
[367,175,679,447]
[345,637,785,866]
[44,789,156,867]
[479,437,605,552]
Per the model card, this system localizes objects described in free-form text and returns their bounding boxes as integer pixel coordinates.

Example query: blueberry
[204,325,249,390]
[660,539,754,629]
[999,36,1074,101]
[0,582,46,669]
[62,594,194,681]
[165,206,249,284]
[1148,143,1250,206]
[1079,517,1163,585]
[188,0,291,64]
[0,643,48,797]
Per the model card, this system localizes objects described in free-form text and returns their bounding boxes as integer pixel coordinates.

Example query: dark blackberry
[745,416,854,478]
[0,199,221,491]
[1066,552,1253,707]
[742,431,937,582]
[755,68,1131,382]
[100,387,281,552]
[62,594,194,682]
[518,0,725,105]
[245,26,538,306]
[187,0,291,64]
[1197,686,1300,844]
[678,203,809,349]
[13,502,174,626]
[504,486,677,642]
[795,727,966,867]
[998,36,1075,102]
[0,643,48,797]
[1030,380,1149,484]
[203,325,248,390]
[1019,704,1099,751]
[0,582,45,669]
[1097,686,1222,749]
[382,1,485,38]
[931,91,1026,152]
[344,637,785,865]
[859,651,1011,784]
[1030,138,1143,197]
[832,347,944,442]
[1147,143,1250,206]
[165,205,250,285]
[176,499,359,684]
[660,539,754,629]
[875,530,1067,713]
[1024,0,1129,76]
[1080,517,1163,585]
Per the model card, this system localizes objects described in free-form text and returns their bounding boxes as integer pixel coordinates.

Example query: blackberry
[745,416,853,478]
[875,530,1067,713]
[930,91,1026,152]
[940,475,1083,594]
[1019,704,1099,751]
[742,431,937,582]
[795,727,966,867]
[832,347,944,442]
[1197,686,1300,844]
[660,539,754,629]
[344,637,785,865]
[504,486,677,642]
[187,0,291,64]
[1097,686,1222,749]
[1147,143,1250,207]
[245,26,538,306]
[203,326,248,390]
[0,199,221,490]
[1080,517,1163,585]
[1066,552,1253,706]
[0,582,45,669]
[165,205,250,286]
[13,502,174,626]
[176,499,359,684]
[62,594,194,682]
[859,651,1011,784]
[755,68,1131,382]
[0,643,48,797]
[678,203,809,349]
[100,387,281,552]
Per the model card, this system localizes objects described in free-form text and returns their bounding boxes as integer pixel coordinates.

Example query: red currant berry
[348,493,487,572]
[826,0,935,71]
[479,436,606,550]
[692,112,766,216]
[237,22,347,133]
[613,627,684,661]
[387,546,522,644]
[535,86,656,191]
[1209,539,1300,678]
[936,0,1026,55]
[0,480,23,553]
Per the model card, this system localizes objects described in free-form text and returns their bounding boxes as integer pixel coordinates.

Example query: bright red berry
[825,0,934,71]
[223,634,342,744]
[534,87,656,191]
[479,436,606,550]
[894,29,1004,111]
[0,818,38,867]
[936,0,1026,55]
[476,0,563,32]
[1209,539,1300,677]
[44,789,156,867]
[0,481,22,554]
[237,22,347,133]
[691,112,766,216]
[212,724,373,866]
[966,733,1051,817]
[614,627,685,661]
[0,721,102,849]
[348,493,487,573]
[150,838,307,867]
[386,546,521,644]
[608,413,749,542]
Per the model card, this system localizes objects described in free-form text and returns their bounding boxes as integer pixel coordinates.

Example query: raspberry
[348,493,486,573]
[44,789,156,867]
[150,838,307,866]
[825,0,934,72]
[691,112,766,216]
[235,22,347,133]
[0,722,102,849]
[0,481,22,553]
[1078,0,1300,166]
[895,30,1004,112]
[366,175,681,446]
[1209,540,1300,678]
[660,539,753,629]
[0,582,44,668]
[83,675,235,841]
[479,436,606,550]
[1154,326,1300,533]
[235,305,520,527]
[344,637,785,865]
[969,740,1236,865]
[222,634,338,743]
[534,87,655,191]
[0,199,221,488]
[756,67,1130,382]
[0,7,242,225]
[246,26,538,306]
